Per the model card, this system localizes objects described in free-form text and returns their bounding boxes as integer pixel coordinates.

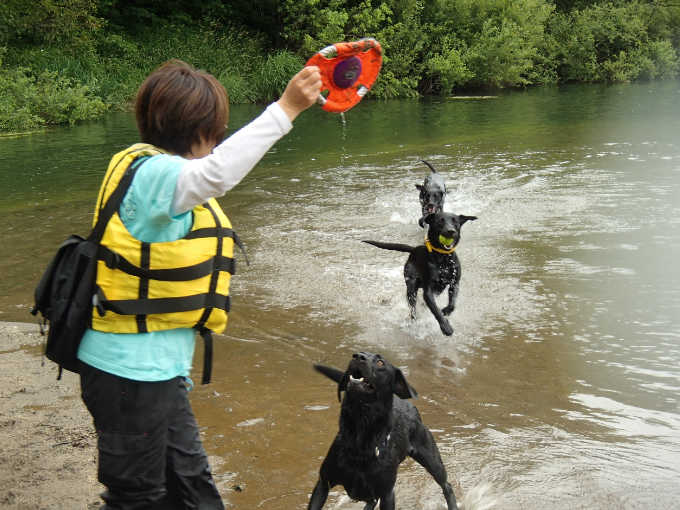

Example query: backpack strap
[87,155,148,325]
[89,156,149,243]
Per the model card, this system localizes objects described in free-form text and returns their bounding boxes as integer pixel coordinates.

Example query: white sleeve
[172,102,293,214]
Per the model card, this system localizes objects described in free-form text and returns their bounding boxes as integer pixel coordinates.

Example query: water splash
[458,482,500,510]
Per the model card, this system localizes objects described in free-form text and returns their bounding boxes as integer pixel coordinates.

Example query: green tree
[546,1,679,82]
[420,0,555,92]
[0,0,102,48]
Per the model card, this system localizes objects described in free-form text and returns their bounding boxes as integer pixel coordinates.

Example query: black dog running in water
[308,352,458,510]
[416,160,447,228]
[364,211,476,336]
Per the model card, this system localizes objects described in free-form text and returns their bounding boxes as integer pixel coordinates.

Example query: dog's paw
[442,305,454,316]
[440,320,454,336]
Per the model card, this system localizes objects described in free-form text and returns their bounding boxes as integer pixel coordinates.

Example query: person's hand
[277,66,322,122]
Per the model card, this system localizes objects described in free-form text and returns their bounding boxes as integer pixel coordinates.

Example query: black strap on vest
[232,231,250,266]
[184,227,250,266]
[192,201,223,384]
[135,242,151,333]
[101,293,230,315]
[199,329,213,385]
[98,246,236,280]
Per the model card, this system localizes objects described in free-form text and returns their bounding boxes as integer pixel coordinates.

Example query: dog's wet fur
[308,352,458,510]
[363,211,477,336]
[416,160,447,228]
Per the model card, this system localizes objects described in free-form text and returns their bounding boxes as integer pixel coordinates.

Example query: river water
[1,81,679,509]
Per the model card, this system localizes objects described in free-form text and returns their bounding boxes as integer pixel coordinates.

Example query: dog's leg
[441,282,458,316]
[442,259,461,316]
[405,270,419,320]
[362,499,378,510]
[410,427,458,510]
[423,288,453,336]
[406,286,417,320]
[308,480,329,510]
[378,490,395,510]
[411,454,457,510]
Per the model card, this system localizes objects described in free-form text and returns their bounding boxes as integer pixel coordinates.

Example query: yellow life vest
[91,143,234,337]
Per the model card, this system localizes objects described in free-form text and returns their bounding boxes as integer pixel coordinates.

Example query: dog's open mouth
[348,373,375,393]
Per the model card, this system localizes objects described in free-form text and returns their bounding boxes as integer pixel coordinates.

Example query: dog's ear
[393,368,418,399]
[415,184,423,191]
[424,213,436,225]
[460,215,477,225]
[337,373,349,402]
[313,364,349,402]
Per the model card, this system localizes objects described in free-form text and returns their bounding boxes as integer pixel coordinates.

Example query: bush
[0,65,108,132]
[425,41,472,93]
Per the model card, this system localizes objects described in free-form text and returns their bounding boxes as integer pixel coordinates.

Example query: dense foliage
[1,0,679,131]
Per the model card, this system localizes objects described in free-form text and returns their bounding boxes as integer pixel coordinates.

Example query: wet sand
[0,322,238,510]
[0,322,101,509]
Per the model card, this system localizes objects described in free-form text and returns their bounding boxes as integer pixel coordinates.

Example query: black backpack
[31,158,146,379]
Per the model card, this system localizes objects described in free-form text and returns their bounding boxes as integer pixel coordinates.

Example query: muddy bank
[0,322,102,509]
[0,322,239,509]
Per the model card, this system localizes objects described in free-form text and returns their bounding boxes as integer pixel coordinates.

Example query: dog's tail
[421,159,437,173]
[362,240,415,253]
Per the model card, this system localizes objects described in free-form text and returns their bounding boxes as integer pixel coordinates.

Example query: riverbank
[0,322,100,509]
[3,1,679,133]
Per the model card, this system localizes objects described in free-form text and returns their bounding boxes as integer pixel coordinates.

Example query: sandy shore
[0,322,101,509]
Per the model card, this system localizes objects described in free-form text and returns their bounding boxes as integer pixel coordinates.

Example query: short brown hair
[135,59,229,156]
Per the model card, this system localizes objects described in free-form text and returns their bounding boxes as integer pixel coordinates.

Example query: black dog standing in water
[416,160,447,228]
[308,352,458,510]
[364,212,477,336]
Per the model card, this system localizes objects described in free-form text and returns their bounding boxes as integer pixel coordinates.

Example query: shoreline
[0,321,101,509]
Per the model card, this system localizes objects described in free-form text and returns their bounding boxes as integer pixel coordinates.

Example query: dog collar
[425,238,457,254]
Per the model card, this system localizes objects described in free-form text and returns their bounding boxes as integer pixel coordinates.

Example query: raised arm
[172,66,321,214]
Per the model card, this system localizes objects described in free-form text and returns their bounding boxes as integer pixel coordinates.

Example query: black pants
[79,362,225,510]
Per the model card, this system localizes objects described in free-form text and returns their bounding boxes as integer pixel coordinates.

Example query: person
[77,59,321,509]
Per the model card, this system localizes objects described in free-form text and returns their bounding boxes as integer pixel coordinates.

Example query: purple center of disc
[333,56,362,89]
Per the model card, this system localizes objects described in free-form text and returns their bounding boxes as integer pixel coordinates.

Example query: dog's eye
[376,359,384,367]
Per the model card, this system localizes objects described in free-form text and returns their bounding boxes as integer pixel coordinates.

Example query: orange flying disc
[305,38,383,113]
